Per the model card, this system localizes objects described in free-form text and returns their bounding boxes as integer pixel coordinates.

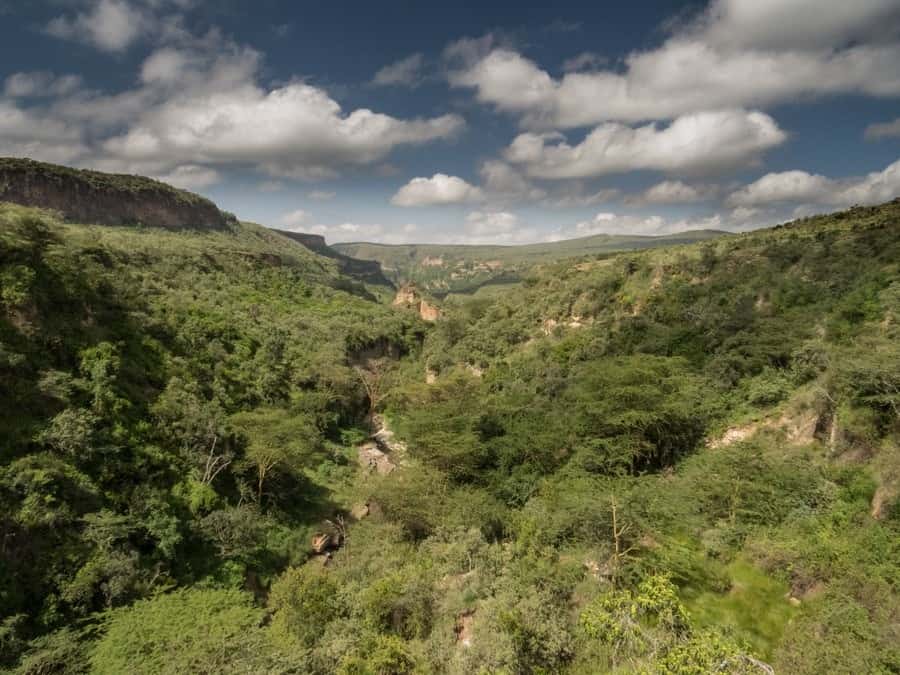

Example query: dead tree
[201,435,231,485]
[610,496,635,586]
[354,357,391,426]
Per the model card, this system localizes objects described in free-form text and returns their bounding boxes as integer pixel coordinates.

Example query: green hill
[335,229,726,295]
[1,184,898,675]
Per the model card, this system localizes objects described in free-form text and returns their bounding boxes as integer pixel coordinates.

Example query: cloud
[391,173,484,206]
[504,110,785,179]
[310,222,382,241]
[696,0,900,51]
[279,209,311,229]
[727,171,833,206]
[561,52,607,73]
[462,210,540,245]
[102,57,464,179]
[727,159,900,208]
[479,160,546,202]
[865,118,900,140]
[447,1,900,128]
[307,210,537,247]
[551,213,669,238]
[449,48,556,121]
[5,27,464,181]
[154,164,220,189]
[373,53,425,87]
[541,186,621,208]
[307,222,418,244]
[465,210,517,235]
[442,34,495,65]
[4,72,83,98]
[631,180,717,205]
[140,46,193,84]
[258,180,284,192]
[547,211,728,240]
[46,0,147,52]
[0,101,88,164]
[307,190,336,200]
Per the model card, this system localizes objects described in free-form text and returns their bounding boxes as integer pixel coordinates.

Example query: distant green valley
[334,229,725,296]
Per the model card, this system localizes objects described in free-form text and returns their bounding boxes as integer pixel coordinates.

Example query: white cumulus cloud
[447,1,900,128]
[479,160,547,202]
[727,159,900,208]
[504,110,785,179]
[279,209,311,229]
[46,0,147,52]
[462,210,539,245]
[6,28,464,183]
[391,174,484,206]
[0,101,88,164]
[632,180,716,205]
[465,210,517,235]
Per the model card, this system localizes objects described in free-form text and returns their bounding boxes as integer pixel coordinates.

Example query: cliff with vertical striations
[0,157,232,230]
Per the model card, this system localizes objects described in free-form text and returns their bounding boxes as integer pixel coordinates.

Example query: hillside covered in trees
[0,190,898,674]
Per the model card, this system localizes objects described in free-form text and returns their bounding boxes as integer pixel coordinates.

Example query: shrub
[90,588,270,674]
[269,566,342,649]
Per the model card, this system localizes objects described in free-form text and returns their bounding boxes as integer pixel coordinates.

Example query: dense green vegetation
[1,196,898,674]
[335,230,724,296]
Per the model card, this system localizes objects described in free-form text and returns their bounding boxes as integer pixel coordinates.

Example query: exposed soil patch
[455,611,475,648]
[707,424,760,449]
[708,406,822,449]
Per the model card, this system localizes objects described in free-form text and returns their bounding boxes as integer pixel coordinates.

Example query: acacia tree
[230,408,320,506]
[79,342,126,415]
[354,356,391,423]
[152,378,233,486]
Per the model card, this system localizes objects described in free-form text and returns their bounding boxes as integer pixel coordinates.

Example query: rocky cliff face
[392,283,441,321]
[276,230,393,288]
[0,158,231,230]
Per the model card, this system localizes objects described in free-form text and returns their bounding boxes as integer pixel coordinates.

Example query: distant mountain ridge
[335,229,728,295]
[0,157,232,230]
[275,230,394,289]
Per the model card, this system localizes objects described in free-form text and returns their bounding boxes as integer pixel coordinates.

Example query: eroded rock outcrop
[358,442,396,475]
[707,405,822,449]
[0,157,231,230]
[392,283,441,321]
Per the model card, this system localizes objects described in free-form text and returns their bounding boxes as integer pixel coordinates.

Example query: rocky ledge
[0,157,232,230]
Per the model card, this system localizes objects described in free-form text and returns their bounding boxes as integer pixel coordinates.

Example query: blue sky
[1,0,899,244]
